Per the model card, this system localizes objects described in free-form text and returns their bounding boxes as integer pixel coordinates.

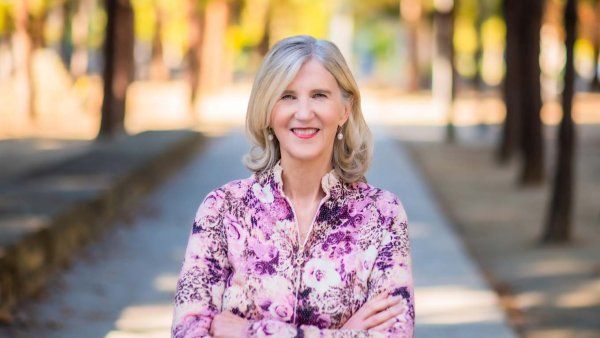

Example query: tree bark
[400,0,422,92]
[150,5,168,81]
[198,0,230,94]
[591,1,600,91]
[60,0,74,69]
[518,0,545,185]
[98,0,134,139]
[542,0,577,243]
[497,0,522,163]
[70,0,92,78]
[13,0,35,119]
[257,0,272,57]
[473,1,486,89]
[433,1,456,143]
[591,42,600,91]
[185,0,204,106]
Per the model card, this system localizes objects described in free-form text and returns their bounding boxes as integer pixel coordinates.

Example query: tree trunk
[473,1,486,89]
[433,1,456,143]
[60,0,74,69]
[13,0,35,119]
[497,0,522,163]
[70,0,92,78]
[400,0,422,92]
[518,0,545,185]
[150,5,168,81]
[98,0,134,139]
[185,0,204,106]
[199,0,230,94]
[591,42,599,91]
[29,6,47,50]
[591,2,600,91]
[542,0,577,243]
[257,0,272,57]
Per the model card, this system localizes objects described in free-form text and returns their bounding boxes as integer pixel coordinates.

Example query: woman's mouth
[291,128,320,139]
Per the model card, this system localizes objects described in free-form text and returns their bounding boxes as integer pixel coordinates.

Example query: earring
[337,126,343,140]
[267,128,274,141]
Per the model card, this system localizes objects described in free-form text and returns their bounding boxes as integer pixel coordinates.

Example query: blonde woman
[171,35,415,337]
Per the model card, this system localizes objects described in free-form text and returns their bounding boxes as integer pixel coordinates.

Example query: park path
[0,127,517,338]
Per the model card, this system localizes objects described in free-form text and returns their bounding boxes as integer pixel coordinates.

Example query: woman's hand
[209,311,250,338]
[341,291,405,332]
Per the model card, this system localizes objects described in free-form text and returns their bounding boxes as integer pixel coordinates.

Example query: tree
[542,0,577,243]
[150,1,168,81]
[590,0,600,91]
[432,0,457,143]
[400,0,423,92]
[472,0,488,90]
[498,0,545,184]
[185,0,205,106]
[13,0,35,119]
[59,0,74,69]
[497,0,521,163]
[517,0,545,185]
[70,0,93,78]
[256,0,272,57]
[198,0,231,94]
[98,0,134,138]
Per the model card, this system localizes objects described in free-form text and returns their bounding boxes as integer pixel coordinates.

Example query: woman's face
[270,58,350,166]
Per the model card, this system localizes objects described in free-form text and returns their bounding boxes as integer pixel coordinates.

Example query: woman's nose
[294,98,314,120]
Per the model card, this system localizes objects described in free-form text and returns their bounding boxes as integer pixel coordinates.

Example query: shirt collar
[258,159,342,199]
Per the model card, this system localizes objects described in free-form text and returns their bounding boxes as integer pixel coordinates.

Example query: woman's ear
[341,99,351,125]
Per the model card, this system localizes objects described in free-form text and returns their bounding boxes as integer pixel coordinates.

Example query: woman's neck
[280,157,331,204]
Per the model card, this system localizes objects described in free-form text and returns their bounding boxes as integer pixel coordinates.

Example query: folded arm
[246,197,415,338]
[171,190,232,338]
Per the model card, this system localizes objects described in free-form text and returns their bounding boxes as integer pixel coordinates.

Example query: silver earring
[268,128,274,141]
[337,126,343,140]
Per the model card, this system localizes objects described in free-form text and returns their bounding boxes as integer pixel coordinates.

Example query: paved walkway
[0,127,517,337]
[371,126,516,337]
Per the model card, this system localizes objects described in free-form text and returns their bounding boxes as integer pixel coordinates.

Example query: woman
[171,35,415,337]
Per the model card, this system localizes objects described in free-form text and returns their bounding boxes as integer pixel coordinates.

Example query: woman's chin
[284,149,326,162]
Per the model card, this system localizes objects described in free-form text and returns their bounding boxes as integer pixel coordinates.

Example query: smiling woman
[171,35,415,338]
[269,58,350,169]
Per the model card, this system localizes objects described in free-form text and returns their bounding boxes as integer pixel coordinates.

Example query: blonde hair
[243,35,373,184]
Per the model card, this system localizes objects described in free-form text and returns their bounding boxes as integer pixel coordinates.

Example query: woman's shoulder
[201,176,254,202]
[349,180,402,203]
[347,181,407,220]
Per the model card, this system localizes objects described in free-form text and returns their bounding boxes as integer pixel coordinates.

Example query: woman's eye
[281,94,295,100]
[313,93,327,98]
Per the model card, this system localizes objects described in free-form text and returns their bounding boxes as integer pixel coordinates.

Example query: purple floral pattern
[172,160,414,337]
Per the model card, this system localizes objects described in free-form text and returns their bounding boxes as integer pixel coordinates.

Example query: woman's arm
[245,197,415,338]
[171,190,232,338]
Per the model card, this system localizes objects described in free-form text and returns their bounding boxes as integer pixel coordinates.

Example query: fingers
[370,316,396,332]
[363,294,402,318]
[364,297,405,328]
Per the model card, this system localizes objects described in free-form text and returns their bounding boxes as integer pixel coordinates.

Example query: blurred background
[0,0,598,337]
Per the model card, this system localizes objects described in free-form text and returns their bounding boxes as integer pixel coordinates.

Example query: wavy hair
[242,35,373,184]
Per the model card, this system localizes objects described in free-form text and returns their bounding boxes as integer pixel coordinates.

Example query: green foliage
[88,1,106,49]
[0,1,14,35]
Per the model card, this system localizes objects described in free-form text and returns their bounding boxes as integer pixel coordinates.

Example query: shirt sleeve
[364,196,415,336]
[245,197,415,338]
[171,189,232,338]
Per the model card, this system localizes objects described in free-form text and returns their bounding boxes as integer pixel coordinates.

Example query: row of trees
[92,0,600,244]
[493,0,581,243]
[0,0,594,243]
[397,0,587,244]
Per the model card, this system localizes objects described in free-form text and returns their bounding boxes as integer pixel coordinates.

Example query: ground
[402,124,600,338]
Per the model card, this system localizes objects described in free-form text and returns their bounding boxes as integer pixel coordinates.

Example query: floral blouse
[171,160,415,337]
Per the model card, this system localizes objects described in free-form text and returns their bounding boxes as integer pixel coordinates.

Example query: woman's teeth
[292,128,319,135]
